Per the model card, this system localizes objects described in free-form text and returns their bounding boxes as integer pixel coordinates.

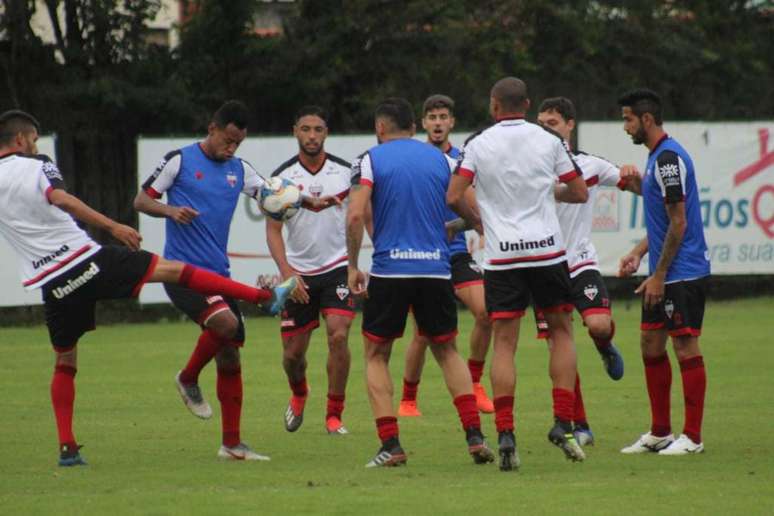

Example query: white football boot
[658,434,704,455]
[620,432,675,454]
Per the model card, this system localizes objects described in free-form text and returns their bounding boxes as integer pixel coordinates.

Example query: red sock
[376,416,399,443]
[552,388,575,423]
[680,356,706,444]
[453,394,480,430]
[644,353,672,437]
[217,366,242,447]
[591,320,615,351]
[179,264,271,303]
[289,377,308,398]
[493,395,514,432]
[326,393,345,420]
[401,379,419,402]
[51,365,77,447]
[468,360,485,384]
[179,329,220,384]
[573,373,588,426]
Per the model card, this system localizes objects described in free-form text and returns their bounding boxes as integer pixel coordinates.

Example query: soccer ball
[260,177,302,221]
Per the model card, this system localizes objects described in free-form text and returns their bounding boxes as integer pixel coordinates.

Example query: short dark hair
[374,97,414,131]
[617,89,663,126]
[491,77,528,112]
[423,94,455,116]
[294,105,328,124]
[212,100,249,130]
[538,97,576,122]
[0,110,40,146]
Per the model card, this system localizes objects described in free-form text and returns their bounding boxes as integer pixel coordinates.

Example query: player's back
[360,138,451,278]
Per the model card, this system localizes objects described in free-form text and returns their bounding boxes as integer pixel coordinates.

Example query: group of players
[0,75,709,471]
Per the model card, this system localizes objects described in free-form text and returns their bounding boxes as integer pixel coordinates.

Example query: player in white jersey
[534,96,639,447]
[447,78,589,470]
[0,110,297,467]
[267,106,354,435]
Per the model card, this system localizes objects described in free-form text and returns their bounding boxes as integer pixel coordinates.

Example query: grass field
[1,297,773,515]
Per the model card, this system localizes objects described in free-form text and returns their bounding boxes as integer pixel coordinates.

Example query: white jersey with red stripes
[0,153,100,290]
[272,153,351,275]
[559,151,624,278]
[457,118,580,271]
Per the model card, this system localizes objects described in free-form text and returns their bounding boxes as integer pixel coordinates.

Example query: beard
[301,143,322,157]
[631,126,647,145]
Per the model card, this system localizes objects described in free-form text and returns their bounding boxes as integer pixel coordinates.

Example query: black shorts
[485,262,573,320]
[164,282,245,345]
[641,277,707,337]
[42,246,157,350]
[280,266,355,337]
[534,269,611,338]
[362,276,457,344]
[451,252,484,290]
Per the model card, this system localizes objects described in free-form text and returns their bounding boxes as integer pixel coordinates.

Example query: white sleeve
[241,159,267,198]
[351,152,374,187]
[597,159,622,188]
[554,139,580,183]
[141,151,181,199]
[457,141,477,180]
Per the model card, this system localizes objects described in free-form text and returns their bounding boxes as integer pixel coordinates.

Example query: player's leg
[51,345,86,466]
[414,278,494,465]
[455,282,494,413]
[362,276,408,467]
[323,313,353,434]
[659,278,707,455]
[574,270,623,380]
[399,323,427,417]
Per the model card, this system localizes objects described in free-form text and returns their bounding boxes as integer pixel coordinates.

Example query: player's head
[0,110,40,155]
[206,100,249,161]
[489,77,530,119]
[422,94,455,148]
[617,89,663,146]
[293,105,329,158]
[537,97,576,142]
[374,97,416,143]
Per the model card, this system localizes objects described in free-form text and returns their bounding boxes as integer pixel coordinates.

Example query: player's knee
[215,346,240,370]
[586,319,612,339]
[54,347,77,368]
[327,329,348,349]
[209,318,239,341]
[472,308,491,328]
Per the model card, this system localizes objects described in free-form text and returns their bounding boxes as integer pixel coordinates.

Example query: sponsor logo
[280,319,295,328]
[51,262,99,299]
[658,163,681,188]
[226,173,237,187]
[32,245,70,270]
[468,262,483,275]
[336,284,349,300]
[583,284,598,301]
[309,183,323,198]
[206,295,224,305]
[42,161,63,181]
[499,235,555,252]
[389,248,442,260]
[664,299,675,319]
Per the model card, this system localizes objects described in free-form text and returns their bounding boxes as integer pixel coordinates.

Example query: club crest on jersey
[309,183,323,198]
[336,284,350,300]
[583,284,598,301]
[226,173,237,187]
[664,299,675,318]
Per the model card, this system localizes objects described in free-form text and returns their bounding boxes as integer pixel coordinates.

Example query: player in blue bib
[617,89,710,456]
[347,97,494,468]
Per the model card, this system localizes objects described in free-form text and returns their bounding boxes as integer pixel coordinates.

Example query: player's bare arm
[300,194,342,211]
[447,175,482,233]
[635,201,687,308]
[618,164,643,194]
[619,237,648,277]
[49,189,141,250]
[265,217,310,303]
[346,184,370,296]
[560,174,589,203]
[133,190,199,224]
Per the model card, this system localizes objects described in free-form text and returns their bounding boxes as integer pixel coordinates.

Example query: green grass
[1,297,773,515]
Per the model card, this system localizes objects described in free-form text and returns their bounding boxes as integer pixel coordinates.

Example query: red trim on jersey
[648,134,670,156]
[616,178,627,190]
[489,310,525,320]
[669,327,702,337]
[457,168,475,180]
[144,186,162,199]
[335,188,351,200]
[130,254,159,297]
[298,154,327,175]
[196,301,230,326]
[559,170,580,183]
[569,260,597,273]
[23,244,94,286]
[585,175,599,187]
[641,322,666,330]
[304,188,351,212]
[294,256,348,275]
[44,185,55,204]
[321,308,356,319]
[580,307,611,318]
[363,330,403,344]
[281,319,320,338]
[453,279,484,290]
[541,303,574,314]
[489,250,566,266]
[359,178,373,187]
[417,329,458,344]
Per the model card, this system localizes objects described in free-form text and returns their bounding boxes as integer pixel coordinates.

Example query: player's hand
[619,164,641,180]
[169,206,199,224]
[305,195,342,211]
[111,224,142,251]
[635,274,665,309]
[288,274,310,304]
[348,267,368,297]
[618,253,641,277]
